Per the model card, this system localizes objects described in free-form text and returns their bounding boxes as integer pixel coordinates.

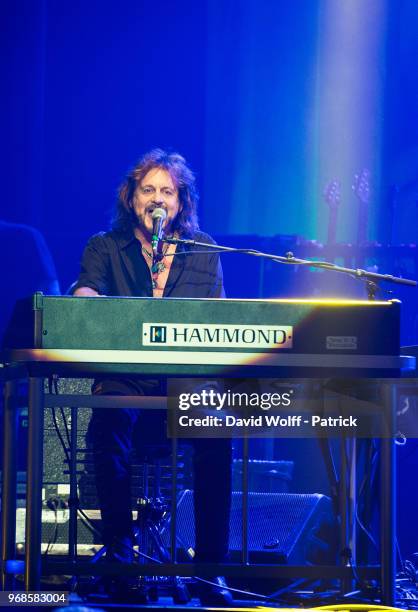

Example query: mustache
[146,204,167,214]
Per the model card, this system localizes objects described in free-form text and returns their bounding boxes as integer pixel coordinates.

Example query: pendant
[151,261,166,275]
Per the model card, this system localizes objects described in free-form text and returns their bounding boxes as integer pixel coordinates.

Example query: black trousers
[88,378,232,562]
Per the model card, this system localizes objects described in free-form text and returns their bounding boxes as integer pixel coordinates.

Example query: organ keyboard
[3,293,413,376]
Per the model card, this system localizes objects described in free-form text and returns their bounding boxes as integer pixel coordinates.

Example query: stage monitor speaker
[15,507,101,551]
[161,490,335,564]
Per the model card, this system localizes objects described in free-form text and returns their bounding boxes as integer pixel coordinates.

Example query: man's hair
[112,148,199,236]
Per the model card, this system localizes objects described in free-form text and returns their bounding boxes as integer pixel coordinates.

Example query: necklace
[142,245,168,289]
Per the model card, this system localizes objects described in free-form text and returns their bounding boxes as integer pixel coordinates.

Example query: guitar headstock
[352,168,371,205]
[323,179,341,210]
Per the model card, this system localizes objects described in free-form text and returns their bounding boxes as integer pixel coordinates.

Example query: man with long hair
[73,149,231,604]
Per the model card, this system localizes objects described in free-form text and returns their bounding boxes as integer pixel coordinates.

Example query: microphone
[151,207,167,255]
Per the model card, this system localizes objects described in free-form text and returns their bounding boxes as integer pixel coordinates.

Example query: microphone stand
[165,236,415,599]
[163,236,417,300]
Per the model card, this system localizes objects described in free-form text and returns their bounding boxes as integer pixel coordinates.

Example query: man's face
[132,167,181,236]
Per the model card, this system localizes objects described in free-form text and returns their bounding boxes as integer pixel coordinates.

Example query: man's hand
[73,287,102,297]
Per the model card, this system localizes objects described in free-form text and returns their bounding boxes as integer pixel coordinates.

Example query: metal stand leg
[1,380,18,590]
[134,455,190,605]
[24,377,44,591]
[68,406,78,563]
[348,438,357,567]
[241,436,249,565]
[339,435,352,594]
[170,435,178,563]
[380,383,396,606]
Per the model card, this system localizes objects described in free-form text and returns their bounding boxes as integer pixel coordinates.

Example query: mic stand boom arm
[163,237,417,297]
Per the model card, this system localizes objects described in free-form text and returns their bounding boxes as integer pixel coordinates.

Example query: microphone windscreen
[151,207,167,221]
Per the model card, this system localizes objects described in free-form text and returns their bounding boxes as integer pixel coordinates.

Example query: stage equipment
[5,293,407,377]
[161,490,334,565]
[1,293,414,607]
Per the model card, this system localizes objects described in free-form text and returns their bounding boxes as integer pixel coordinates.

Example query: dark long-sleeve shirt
[73,228,225,298]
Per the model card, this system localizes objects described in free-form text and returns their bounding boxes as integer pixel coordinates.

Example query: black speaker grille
[162,490,333,564]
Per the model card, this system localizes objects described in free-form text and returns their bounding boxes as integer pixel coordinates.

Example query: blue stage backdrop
[2,0,418,291]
